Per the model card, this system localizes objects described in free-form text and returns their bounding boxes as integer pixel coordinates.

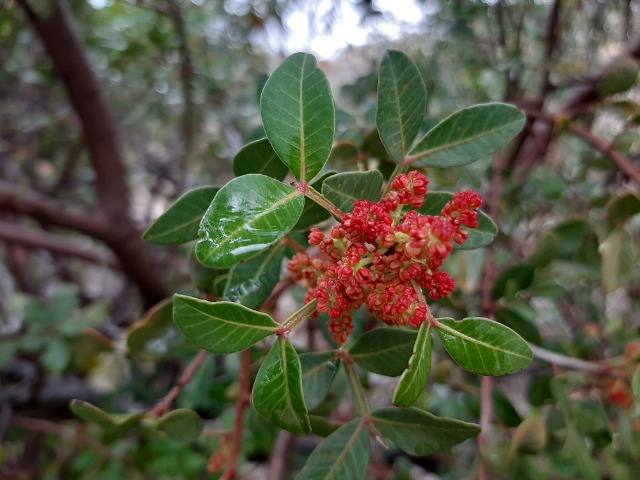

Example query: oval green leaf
[260,52,335,182]
[157,409,204,444]
[233,137,289,180]
[70,399,145,434]
[372,407,480,456]
[321,170,384,213]
[393,322,433,407]
[348,328,417,377]
[417,191,497,250]
[300,351,339,411]
[195,174,304,268]
[127,298,174,355]
[408,103,525,167]
[435,317,533,376]
[252,337,311,434]
[143,186,219,246]
[173,294,278,354]
[298,419,370,480]
[377,50,427,164]
[223,244,285,310]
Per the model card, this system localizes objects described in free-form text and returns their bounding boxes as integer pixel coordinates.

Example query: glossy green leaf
[127,298,174,355]
[408,103,525,167]
[372,407,480,455]
[376,50,427,164]
[143,186,219,245]
[70,400,144,433]
[435,317,533,376]
[233,137,289,180]
[252,337,311,434]
[417,192,498,249]
[196,174,304,268]
[298,419,370,480]
[294,172,335,230]
[393,322,433,407]
[348,328,417,377]
[321,170,384,213]
[300,352,339,411]
[173,294,278,354]
[260,52,335,182]
[223,244,285,310]
[157,409,204,444]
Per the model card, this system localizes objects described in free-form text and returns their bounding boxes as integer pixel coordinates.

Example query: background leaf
[321,170,384,213]
[260,52,335,182]
[233,137,289,180]
[223,244,285,309]
[348,328,417,377]
[157,409,204,444]
[143,186,219,245]
[376,50,427,164]
[300,351,339,411]
[252,337,311,434]
[393,323,433,407]
[196,174,304,268]
[372,407,480,455]
[408,103,525,167]
[70,400,144,434]
[127,298,174,355]
[435,317,533,376]
[173,295,278,354]
[298,419,369,480]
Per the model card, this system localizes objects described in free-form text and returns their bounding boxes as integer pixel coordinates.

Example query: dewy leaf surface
[372,407,480,456]
[321,170,384,213]
[143,186,219,245]
[348,328,417,377]
[297,418,370,480]
[252,337,311,434]
[195,174,304,268]
[173,294,278,354]
[223,244,285,310]
[261,52,335,182]
[393,322,433,407]
[408,103,525,167]
[435,317,533,376]
[376,50,427,164]
[233,137,289,180]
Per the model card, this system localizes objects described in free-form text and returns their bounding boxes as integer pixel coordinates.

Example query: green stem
[381,163,410,198]
[305,185,345,220]
[283,299,318,333]
[342,352,370,416]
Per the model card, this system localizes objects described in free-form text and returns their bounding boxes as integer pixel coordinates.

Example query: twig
[268,430,294,480]
[530,344,624,378]
[152,350,209,417]
[221,349,252,480]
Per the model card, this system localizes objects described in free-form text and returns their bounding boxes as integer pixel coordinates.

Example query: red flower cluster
[288,171,482,344]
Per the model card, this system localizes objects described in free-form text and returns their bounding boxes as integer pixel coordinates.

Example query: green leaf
[530,220,590,267]
[435,317,533,376]
[605,192,640,229]
[492,264,536,299]
[417,192,498,249]
[596,58,639,97]
[173,294,278,354]
[127,298,174,355]
[294,172,335,230]
[408,103,525,167]
[196,174,304,268]
[372,407,480,456]
[157,409,204,444]
[601,228,638,293]
[300,352,339,411]
[42,337,70,374]
[393,322,433,407]
[60,302,110,337]
[495,304,542,345]
[223,244,285,310]
[252,337,311,434]
[321,170,384,213]
[143,186,219,245]
[348,328,417,377]
[70,400,144,433]
[328,141,359,170]
[510,417,547,455]
[233,138,289,180]
[376,50,427,164]
[260,52,335,182]
[298,419,370,480]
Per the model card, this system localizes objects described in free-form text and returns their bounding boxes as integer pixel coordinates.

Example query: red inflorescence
[287,171,483,344]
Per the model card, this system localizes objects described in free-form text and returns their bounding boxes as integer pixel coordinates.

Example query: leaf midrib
[435,320,530,359]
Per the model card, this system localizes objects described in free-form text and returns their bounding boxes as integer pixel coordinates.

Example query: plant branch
[152,350,209,417]
[305,185,345,221]
[530,344,624,378]
[0,220,121,269]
